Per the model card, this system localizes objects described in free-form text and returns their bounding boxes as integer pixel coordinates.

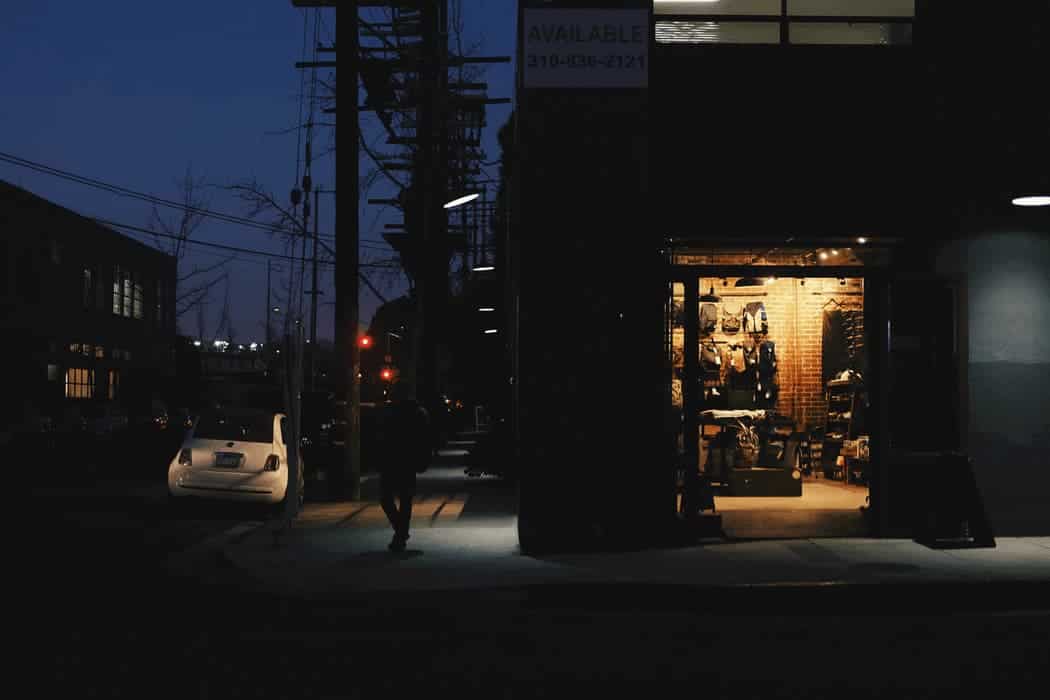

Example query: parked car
[167,409,305,514]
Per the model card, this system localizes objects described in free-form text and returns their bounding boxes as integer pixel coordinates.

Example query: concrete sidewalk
[165,501,1050,601]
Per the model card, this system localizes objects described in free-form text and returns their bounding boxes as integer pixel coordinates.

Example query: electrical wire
[0,152,395,250]
[92,216,398,269]
[0,151,340,242]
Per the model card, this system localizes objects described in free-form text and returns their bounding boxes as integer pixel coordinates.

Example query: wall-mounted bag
[700,340,722,377]
[758,340,777,379]
[700,303,719,335]
[744,301,768,334]
[722,303,742,333]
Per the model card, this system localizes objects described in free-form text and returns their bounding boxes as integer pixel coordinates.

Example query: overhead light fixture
[484,329,498,334]
[857,237,868,244]
[819,251,829,261]
[831,249,839,256]
[735,277,765,287]
[839,278,847,286]
[765,277,776,285]
[473,265,495,272]
[1012,196,1050,207]
[478,307,495,312]
[444,193,481,209]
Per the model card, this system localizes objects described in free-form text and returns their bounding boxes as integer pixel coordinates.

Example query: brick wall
[696,276,864,432]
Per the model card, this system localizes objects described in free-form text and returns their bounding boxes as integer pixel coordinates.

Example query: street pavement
[27,446,1050,697]
[162,463,1050,604]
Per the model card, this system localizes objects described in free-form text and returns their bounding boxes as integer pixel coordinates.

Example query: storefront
[511,0,1049,552]
[667,244,887,539]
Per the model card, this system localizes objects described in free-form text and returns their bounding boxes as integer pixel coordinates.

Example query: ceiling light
[765,277,776,285]
[484,329,498,334]
[1012,196,1050,207]
[819,251,829,261]
[478,307,495,312]
[831,249,839,256]
[444,193,481,209]
[473,265,495,272]
[857,237,868,244]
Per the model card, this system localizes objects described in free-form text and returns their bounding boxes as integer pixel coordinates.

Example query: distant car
[167,409,304,512]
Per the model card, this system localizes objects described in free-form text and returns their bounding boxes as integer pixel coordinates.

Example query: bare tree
[149,164,233,329]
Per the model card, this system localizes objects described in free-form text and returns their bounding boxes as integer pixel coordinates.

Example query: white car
[167,410,304,511]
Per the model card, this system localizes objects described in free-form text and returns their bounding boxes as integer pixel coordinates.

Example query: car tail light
[178,448,192,466]
[264,454,280,472]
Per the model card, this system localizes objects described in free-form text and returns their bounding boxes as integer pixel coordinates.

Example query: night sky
[1,0,515,342]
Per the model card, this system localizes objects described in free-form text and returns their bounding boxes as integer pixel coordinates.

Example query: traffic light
[380,367,394,381]
[357,335,373,349]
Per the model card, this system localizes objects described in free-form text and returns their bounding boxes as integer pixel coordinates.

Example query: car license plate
[215,452,241,468]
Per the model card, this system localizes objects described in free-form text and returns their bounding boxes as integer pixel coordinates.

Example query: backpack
[700,340,721,377]
[700,303,718,335]
[722,303,742,334]
[744,301,768,334]
[758,340,777,380]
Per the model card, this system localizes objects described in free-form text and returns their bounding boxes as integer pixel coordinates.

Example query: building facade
[511,1,1050,550]
[0,180,177,432]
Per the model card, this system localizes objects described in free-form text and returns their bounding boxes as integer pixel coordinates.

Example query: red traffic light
[357,335,373,349]
[380,367,393,381]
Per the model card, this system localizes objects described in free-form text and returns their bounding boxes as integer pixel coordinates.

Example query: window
[113,266,123,315]
[123,269,132,317]
[653,0,914,45]
[65,368,94,399]
[112,266,142,319]
[194,412,274,443]
[133,278,144,319]
[69,343,81,354]
[108,369,120,400]
[82,268,94,309]
[47,364,60,382]
[82,343,94,357]
[95,346,105,359]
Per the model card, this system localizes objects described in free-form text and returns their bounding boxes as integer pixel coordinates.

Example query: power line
[0,151,332,239]
[0,151,392,249]
[92,216,399,269]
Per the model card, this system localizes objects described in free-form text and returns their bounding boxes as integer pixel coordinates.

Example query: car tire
[268,473,305,520]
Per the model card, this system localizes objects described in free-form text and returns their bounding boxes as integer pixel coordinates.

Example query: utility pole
[340,2,361,501]
[266,259,272,346]
[310,186,320,390]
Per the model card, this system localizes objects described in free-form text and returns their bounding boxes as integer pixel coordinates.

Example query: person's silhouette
[378,383,431,552]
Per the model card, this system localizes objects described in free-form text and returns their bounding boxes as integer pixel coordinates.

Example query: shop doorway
[669,261,875,539]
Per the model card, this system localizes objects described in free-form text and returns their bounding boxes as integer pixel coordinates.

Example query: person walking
[378,383,432,552]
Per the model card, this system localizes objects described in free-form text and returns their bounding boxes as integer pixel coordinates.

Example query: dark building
[510,1,1050,551]
[0,180,177,433]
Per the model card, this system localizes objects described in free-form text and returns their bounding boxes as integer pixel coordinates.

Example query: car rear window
[193,413,273,443]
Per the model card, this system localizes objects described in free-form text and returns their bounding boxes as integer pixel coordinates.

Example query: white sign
[522,8,648,89]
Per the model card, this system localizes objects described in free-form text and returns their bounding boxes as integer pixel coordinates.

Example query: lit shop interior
[668,245,882,538]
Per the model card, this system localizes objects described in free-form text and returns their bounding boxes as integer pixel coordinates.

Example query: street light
[444,193,480,209]
[478,307,495,312]
[1012,195,1050,207]
[473,265,495,272]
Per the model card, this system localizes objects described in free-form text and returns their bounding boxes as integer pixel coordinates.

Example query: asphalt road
[21,437,1050,697]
